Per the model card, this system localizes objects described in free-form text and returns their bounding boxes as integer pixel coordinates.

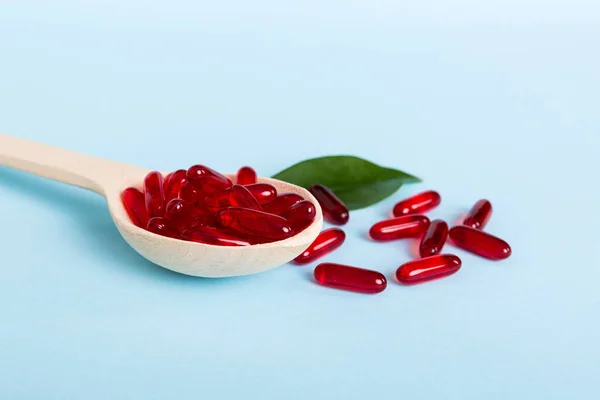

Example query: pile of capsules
[122,165,511,293]
[121,165,317,245]
[299,190,511,293]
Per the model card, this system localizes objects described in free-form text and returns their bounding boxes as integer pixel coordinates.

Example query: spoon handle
[0,132,145,195]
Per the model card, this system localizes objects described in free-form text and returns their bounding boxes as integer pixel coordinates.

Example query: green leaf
[272,155,420,210]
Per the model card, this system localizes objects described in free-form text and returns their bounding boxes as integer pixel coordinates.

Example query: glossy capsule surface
[262,193,304,215]
[165,198,192,224]
[314,263,387,294]
[393,190,441,217]
[396,254,461,285]
[293,228,345,264]
[146,217,180,239]
[282,200,316,233]
[217,207,293,240]
[369,215,430,241]
[144,171,166,217]
[187,164,232,193]
[309,184,349,225]
[419,219,448,257]
[463,199,493,230]
[182,226,254,246]
[164,169,187,201]
[121,188,149,228]
[449,226,511,260]
[228,184,262,210]
[245,183,277,205]
[236,166,257,185]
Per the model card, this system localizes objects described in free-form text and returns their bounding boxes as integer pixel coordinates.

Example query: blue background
[1,1,598,399]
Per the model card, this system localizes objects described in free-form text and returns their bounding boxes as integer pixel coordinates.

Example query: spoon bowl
[0,133,323,277]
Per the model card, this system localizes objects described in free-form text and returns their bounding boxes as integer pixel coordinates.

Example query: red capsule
[164,169,187,201]
[180,182,203,206]
[244,183,277,205]
[262,193,304,215]
[309,184,349,225]
[419,219,448,257]
[396,254,461,285]
[205,189,230,212]
[121,188,149,228]
[393,190,441,217]
[229,184,262,211]
[449,226,511,260]
[294,228,345,264]
[217,207,293,240]
[182,226,254,246]
[165,198,192,223]
[146,217,180,239]
[314,263,387,294]
[236,166,257,185]
[187,164,232,193]
[369,215,430,241]
[282,200,316,233]
[463,199,493,230]
[184,211,218,229]
[144,171,166,217]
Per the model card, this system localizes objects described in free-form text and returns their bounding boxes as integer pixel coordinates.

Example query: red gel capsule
[144,171,166,217]
[449,225,512,260]
[294,228,345,264]
[228,184,262,211]
[463,199,493,230]
[205,189,231,212]
[146,217,180,239]
[187,164,232,193]
[419,219,448,257]
[165,198,192,223]
[180,182,203,206]
[369,215,430,241]
[282,200,316,233]
[236,166,257,185]
[182,226,254,246]
[309,184,349,225]
[164,169,187,201]
[121,188,149,228]
[396,254,461,285]
[217,207,293,240]
[184,211,218,229]
[393,190,441,217]
[245,183,277,205]
[262,193,304,215]
[314,263,387,294]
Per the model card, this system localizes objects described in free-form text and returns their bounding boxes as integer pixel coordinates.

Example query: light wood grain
[0,133,323,277]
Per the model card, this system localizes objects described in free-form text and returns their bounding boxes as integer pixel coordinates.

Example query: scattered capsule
[146,217,180,239]
[419,219,448,257]
[293,228,345,264]
[228,184,262,211]
[182,226,255,246]
[236,166,257,185]
[164,169,187,201]
[463,199,493,230]
[393,190,441,217]
[282,200,316,233]
[144,171,166,217]
[187,164,232,193]
[205,189,230,212]
[217,207,293,240]
[396,254,462,285]
[314,263,387,294]
[449,225,511,260]
[309,184,349,225]
[121,188,149,228]
[184,211,218,230]
[244,183,277,205]
[262,193,304,215]
[179,182,204,207]
[369,215,430,241]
